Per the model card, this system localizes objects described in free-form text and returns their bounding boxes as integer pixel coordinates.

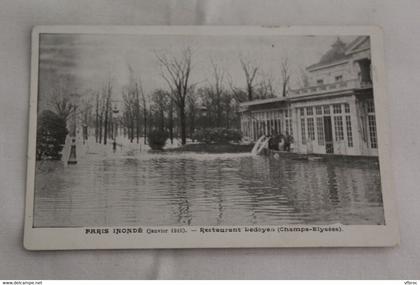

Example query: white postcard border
[24,25,399,250]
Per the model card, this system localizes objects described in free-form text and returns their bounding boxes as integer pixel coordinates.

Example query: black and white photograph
[24,26,398,249]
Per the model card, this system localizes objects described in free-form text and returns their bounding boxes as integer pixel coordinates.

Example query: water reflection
[34,151,384,227]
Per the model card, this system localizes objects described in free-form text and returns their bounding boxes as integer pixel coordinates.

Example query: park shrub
[147,129,169,150]
[36,110,68,160]
[193,128,242,144]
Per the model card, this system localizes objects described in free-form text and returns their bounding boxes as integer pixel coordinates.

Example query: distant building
[239,36,377,156]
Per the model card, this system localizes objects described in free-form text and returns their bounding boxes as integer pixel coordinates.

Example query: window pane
[334,116,344,141]
[344,103,350,113]
[316,117,325,145]
[315,106,322,115]
[346,115,353,147]
[306,107,313,116]
[368,115,377,148]
[301,118,306,144]
[333,104,342,114]
[307,118,315,141]
[367,100,375,113]
[323,105,330,114]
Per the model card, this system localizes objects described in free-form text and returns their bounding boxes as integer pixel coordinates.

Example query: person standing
[284,132,293,152]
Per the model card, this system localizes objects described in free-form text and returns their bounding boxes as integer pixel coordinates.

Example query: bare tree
[186,88,198,139]
[256,71,275,99]
[95,91,100,142]
[136,80,148,144]
[79,91,93,142]
[168,97,174,144]
[239,56,259,101]
[127,64,150,144]
[47,75,80,122]
[209,59,225,127]
[281,58,291,97]
[48,84,80,123]
[155,48,193,145]
[51,96,75,122]
[222,93,234,128]
[102,79,112,145]
[226,74,248,104]
[98,94,103,143]
[151,89,169,132]
[132,82,141,143]
[122,87,136,142]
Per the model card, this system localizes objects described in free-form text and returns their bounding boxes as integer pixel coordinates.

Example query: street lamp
[111,100,120,151]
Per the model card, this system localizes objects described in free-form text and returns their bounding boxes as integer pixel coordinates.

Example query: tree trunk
[95,109,99,143]
[179,103,187,145]
[99,115,102,143]
[169,102,174,144]
[130,118,134,143]
[103,105,108,145]
[247,85,253,101]
[216,95,222,127]
[136,102,140,144]
[189,110,195,141]
[109,110,113,140]
[95,95,99,143]
[143,109,147,144]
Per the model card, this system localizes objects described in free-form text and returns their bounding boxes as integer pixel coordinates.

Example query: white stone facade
[240,36,378,156]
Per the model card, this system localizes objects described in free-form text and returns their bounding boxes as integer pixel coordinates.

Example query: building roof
[306,36,367,71]
[239,96,287,107]
[239,36,371,111]
[344,36,370,55]
[239,84,361,110]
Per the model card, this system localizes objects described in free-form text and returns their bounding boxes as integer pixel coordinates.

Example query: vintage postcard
[24,25,399,250]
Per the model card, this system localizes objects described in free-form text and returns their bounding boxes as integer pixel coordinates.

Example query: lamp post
[111,100,120,151]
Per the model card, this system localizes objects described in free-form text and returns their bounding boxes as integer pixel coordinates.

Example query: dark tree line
[43,48,295,149]
[112,50,293,145]
[155,48,194,145]
[94,79,115,145]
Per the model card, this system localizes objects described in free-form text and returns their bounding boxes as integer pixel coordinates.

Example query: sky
[38,33,358,109]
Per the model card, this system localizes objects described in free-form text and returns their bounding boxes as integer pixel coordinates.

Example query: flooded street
[34,144,384,227]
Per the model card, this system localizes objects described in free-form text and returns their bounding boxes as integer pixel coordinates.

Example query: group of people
[267,132,294,152]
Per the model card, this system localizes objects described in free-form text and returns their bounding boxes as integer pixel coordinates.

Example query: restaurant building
[239,36,378,156]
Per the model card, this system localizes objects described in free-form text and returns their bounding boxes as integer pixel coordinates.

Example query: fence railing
[294,79,372,96]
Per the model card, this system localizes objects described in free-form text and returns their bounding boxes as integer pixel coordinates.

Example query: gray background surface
[0,0,419,279]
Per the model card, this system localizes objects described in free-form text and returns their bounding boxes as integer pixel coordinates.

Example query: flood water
[34,147,384,227]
